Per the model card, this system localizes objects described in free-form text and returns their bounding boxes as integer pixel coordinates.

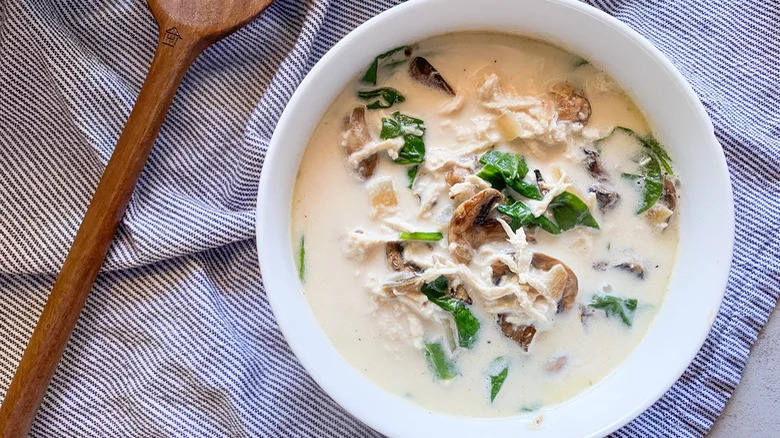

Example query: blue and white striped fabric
[0,0,777,436]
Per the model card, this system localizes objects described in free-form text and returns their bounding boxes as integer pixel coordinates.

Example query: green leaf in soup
[407,165,418,189]
[588,294,638,326]
[497,198,560,235]
[420,275,455,310]
[622,153,663,214]
[399,231,443,241]
[420,276,481,348]
[298,236,305,281]
[357,87,405,110]
[362,46,409,85]
[548,192,600,231]
[506,178,542,200]
[489,366,509,402]
[597,126,674,175]
[395,134,425,164]
[380,112,426,164]
[477,150,541,200]
[452,306,480,348]
[476,164,507,190]
[479,150,529,180]
[380,112,425,139]
[424,342,458,380]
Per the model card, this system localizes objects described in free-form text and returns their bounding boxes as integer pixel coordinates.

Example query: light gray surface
[709,305,779,437]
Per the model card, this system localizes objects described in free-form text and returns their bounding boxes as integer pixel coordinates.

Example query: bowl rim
[256,0,735,436]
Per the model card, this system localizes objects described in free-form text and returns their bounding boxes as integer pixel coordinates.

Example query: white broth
[290,33,679,417]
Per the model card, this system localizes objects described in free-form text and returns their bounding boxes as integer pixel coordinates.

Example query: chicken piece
[409,57,455,95]
[498,315,536,352]
[551,83,591,124]
[530,253,578,313]
[448,188,506,263]
[366,176,398,218]
[341,107,377,179]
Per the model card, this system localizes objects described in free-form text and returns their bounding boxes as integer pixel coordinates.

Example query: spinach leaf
[480,150,528,181]
[380,112,426,165]
[589,294,638,326]
[357,87,405,110]
[599,125,673,213]
[407,165,418,189]
[298,236,305,281]
[622,153,663,214]
[548,192,599,231]
[399,231,443,241]
[643,135,674,175]
[490,366,509,402]
[424,342,458,380]
[362,46,410,85]
[497,197,561,235]
[421,276,480,348]
[476,150,541,200]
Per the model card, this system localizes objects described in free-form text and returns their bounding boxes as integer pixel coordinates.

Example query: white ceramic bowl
[256,0,734,436]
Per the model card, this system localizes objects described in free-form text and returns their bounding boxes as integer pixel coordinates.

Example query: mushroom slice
[342,107,377,180]
[385,242,406,272]
[583,149,609,182]
[448,188,505,263]
[450,284,473,305]
[534,169,547,195]
[531,253,578,313]
[660,178,677,212]
[498,315,536,352]
[445,165,471,186]
[385,242,421,273]
[491,261,512,285]
[551,83,591,124]
[381,273,424,297]
[545,355,568,373]
[409,57,455,95]
[589,183,621,213]
[614,261,645,279]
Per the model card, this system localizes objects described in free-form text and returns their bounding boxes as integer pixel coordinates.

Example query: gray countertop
[708,305,779,437]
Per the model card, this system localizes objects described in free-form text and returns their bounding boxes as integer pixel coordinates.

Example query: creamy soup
[290,33,679,417]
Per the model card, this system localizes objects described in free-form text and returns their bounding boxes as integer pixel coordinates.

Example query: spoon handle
[0,29,201,438]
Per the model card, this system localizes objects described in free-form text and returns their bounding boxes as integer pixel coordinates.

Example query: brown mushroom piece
[530,252,578,313]
[380,273,424,297]
[660,178,677,212]
[614,261,645,279]
[448,188,506,263]
[545,355,568,373]
[498,315,536,352]
[491,261,512,286]
[385,242,421,273]
[342,106,377,180]
[583,149,609,183]
[409,57,456,95]
[589,183,621,213]
[534,169,547,195]
[444,165,471,186]
[450,284,473,305]
[551,83,591,124]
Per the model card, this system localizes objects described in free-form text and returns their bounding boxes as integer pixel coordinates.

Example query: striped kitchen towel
[0,0,777,436]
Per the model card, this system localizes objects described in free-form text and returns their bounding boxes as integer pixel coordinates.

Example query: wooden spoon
[0,1,273,436]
